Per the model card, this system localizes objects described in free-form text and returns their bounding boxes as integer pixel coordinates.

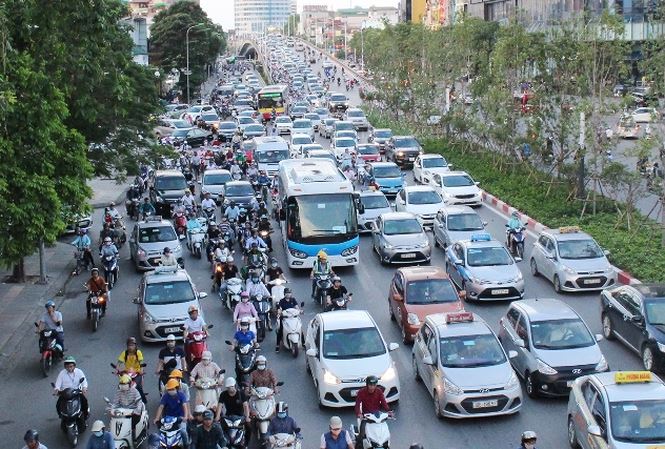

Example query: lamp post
[186,23,206,105]
[361,20,365,73]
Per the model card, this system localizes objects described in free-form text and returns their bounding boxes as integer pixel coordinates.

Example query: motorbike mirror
[225,340,232,345]
[220,369,226,374]
[79,377,86,384]
[51,382,56,388]
[132,297,140,304]
[514,338,526,348]
[199,292,208,299]
[422,355,434,365]
[388,342,399,351]
[483,221,488,227]
[34,322,39,327]
[207,324,214,329]
[140,363,147,367]
[306,348,317,357]
[300,301,305,307]
[595,334,604,342]
[104,397,111,403]
[110,363,117,369]
[276,381,285,387]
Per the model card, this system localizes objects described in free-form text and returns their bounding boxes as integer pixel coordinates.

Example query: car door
[446,243,465,287]
[393,273,407,329]
[136,279,146,332]
[414,324,435,390]
[431,174,443,193]
[613,289,644,351]
[433,210,446,246]
[372,216,383,252]
[499,308,523,371]
[539,236,558,280]
[583,384,609,449]
[395,189,407,212]
[413,157,423,181]
[305,318,322,384]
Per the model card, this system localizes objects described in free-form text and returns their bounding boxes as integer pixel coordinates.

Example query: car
[153,118,178,139]
[301,143,325,157]
[304,113,321,131]
[372,212,431,265]
[321,118,337,138]
[134,266,206,342]
[429,171,483,207]
[233,99,255,114]
[389,266,464,343]
[289,134,313,158]
[357,190,391,233]
[200,112,221,131]
[344,108,370,131]
[200,169,231,201]
[304,310,401,408]
[333,120,355,134]
[274,116,293,135]
[150,170,189,217]
[218,121,238,141]
[334,129,358,141]
[181,105,214,123]
[386,136,423,168]
[236,116,257,134]
[164,103,189,114]
[314,107,330,122]
[243,123,266,140]
[445,233,524,301]
[129,216,184,272]
[369,128,393,153]
[413,311,522,418]
[600,284,665,372]
[289,105,308,120]
[394,185,446,227]
[630,107,660,123]
[530,226,617,293]
[222,181,255,211]
[498,298,608,398]
[567,370,665,449]
[63,208,93,234]
[305,95,320,107]
[170,127,212,148]
[292,118,315,141]
[413,154,452,183]
[331,137,357,159]
[365,162,405,197]
[616,117,640,139]
[432,206,486,249]
[328,93,350,114]
[356,143,382,162]
[305,149,338,165]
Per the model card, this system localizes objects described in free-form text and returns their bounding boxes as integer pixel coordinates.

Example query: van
[253,136,290,176]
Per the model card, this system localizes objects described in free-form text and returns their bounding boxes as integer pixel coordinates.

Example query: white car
[181,105,214,124]
[332,137,357,159]
[429,171,482,207]
[357,190,392,233]
[630,107,660,123]
[292,118,315,141]
[305,310,401,408]
[413,154,452,183]
[274,116,293,135]
[290,134,313,158]
[236,116,257,134]
[394,185,446,227]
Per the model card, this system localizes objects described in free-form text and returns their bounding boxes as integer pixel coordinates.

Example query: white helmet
[256,355,267,364]
[225,377,237,388]
[227,256,234,263]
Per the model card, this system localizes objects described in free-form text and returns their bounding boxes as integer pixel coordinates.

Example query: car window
[144,280,196,305]
[393,274,404,295]
[398,190,406,201]
[139,226,177,243]
[436,211,445,222]
[453,243,464,262]
[427,334,438,364]
[516,315,529,342]
[537,235,548,248]
[421,324,433,347]
[591,389,607,437]
[506,308,520,329]
[615,290,641,316]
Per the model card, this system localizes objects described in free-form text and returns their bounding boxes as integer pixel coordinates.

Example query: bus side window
[287,202,300,239]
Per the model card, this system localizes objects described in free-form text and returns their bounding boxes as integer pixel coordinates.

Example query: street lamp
[361,20,366,73]
[186,22,206,105]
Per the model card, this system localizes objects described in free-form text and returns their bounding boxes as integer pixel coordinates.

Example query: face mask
[524,443,535,449]
[167,390,177,396]
[242,298,249,303]
[202,359,211,366]
[119,384,130,391]
[277,412,287,419]
[93,431,104,437]
[257,364,266,371]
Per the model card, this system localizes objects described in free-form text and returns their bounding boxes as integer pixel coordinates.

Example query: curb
[480,191,640,286]
[90,183,130,209]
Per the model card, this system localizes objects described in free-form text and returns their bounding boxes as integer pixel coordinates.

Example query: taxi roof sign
[470,233,492,242]
[614,371,653,384]
[559,226,580,234]
[153,265,180,275]
[445,311,474,324]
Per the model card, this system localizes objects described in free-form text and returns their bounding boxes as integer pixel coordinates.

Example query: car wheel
[433,390,443,419]
[567,416,580,449]
[525,371,538,398]
[388,299,395,321]
[530,258,539,277]
[553,275,562,294]
[412,355,421,382]
[642,345,655,371]
[601,313,615,340]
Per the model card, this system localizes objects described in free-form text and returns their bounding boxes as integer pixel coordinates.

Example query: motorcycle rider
[257,170,270,189]
[22,429,48,449]
[189,351,223,408]
[71,229,94,270]
[506,211,524,251]
[247,163,259,181]
[246,274,270,301]
[157,334,187,375]
[109,374,145,440]
[153,379,191,446]
[234,291,259,327]
[326,277,352,310]
[54,356,89,421]
[250,356,279,392]
[230,161,242,179]
[117,336,146,403]
[275,288,299,353]
[354,376,391,447]
[517,431,538,449]
[160,247,178,266]
[244,230,267,252]
[184,304,209,340]
[229,317,257,352]
[139,197,156,219]
[86,420,114,449]
[311,250,334,299]
[216,377,251,426]
[180,190,196,214]
[86,268,108,318]
[320,416,354,449]
[98,223,117,251]
[38,300,65,352]
[167,368,190,402]
[99,236,119,267]
[218,255,239,299]
[265,258,285,294]
[201,191,217,211]
[225,201,241,222]
[267,402,301,445]
[190,410,226,449]
[257,216,272,251]
[107,202,122,222]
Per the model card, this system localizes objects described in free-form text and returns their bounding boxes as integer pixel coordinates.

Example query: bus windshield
[258,96,284,110]
[256,149,289,163]
[287,193,358,243]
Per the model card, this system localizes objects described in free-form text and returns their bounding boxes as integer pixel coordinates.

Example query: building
[368,6,400,25]
[301,5,333,45]
[399,0,427,22]
[125,0,201,31]
[234,0,296,36]
[424,0,464,28]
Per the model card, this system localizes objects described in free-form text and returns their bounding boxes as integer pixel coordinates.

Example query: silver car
[372,212,431,264]
[433,206,486,249]
[129,217,184,272]
[498,298,608,398]
[358,190,392,233]
[345,108,369,131]
[321,118,337,138]
[445,234,524,301]
[412,311,522,418]
[529,226,617,293]
[133,266,207,342]
[200,169,231,201]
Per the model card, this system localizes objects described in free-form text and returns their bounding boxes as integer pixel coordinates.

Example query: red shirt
[354,386,390,416]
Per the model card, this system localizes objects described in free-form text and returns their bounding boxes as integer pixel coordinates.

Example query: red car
[356,143,382,162]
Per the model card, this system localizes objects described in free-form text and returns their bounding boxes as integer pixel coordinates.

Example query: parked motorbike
[506,225,526,261]
[221,415,248,449]
[52,377,87,447]
[102,254,118,289]
[278,305,305,358]
[88,290,107,332]
[249,383,283,449]
[184,326,213,369]
[35,323,63,377]
[253,294,272,341]
[225,340,258,387]
[104,397,149,449]
[313,274,333,308]
[158,416,185,449]
[351,412,394,449]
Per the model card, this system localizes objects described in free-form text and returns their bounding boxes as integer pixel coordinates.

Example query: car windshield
[245,125,264,132]
[305,114,320,121]
[447,213,484,231]
[238,117,254,124]
[294,120,312,128]
[144,280,196,305]
[220,122,236,130]
[358,145,379,155]
[189,106,202,113]
[138,226,177,243]
[384,219,422,235]
[557,239,604,259]
[171,120,190,128]
[374,130,392,138]
[408,190,441,205]
[530,318,595,350]
[172,129,190,138]
[347,110,365,117]
[293,136,312,145]
[439,334,506,368]
[203,173,231,185]
[255,150,289,163]
[336,139,355,148]
[337,131,357,138]
[275,117,292,124]
[466,246,513,266]
[293,107,307,113]
[645,300,665,325]
[225,184,254,196]
[322,327,385,359]
[406,279,459,304]
[330,94,347,102]
[394,137,418,148]
[610,400,665,443]
[442,175,474,187]
[335,122,354,131]
[155,176,186,190]
[201,114,218,121]
[361,195,389,210]
[236,99,252,106]
[373,166,402,178]
[325,119,336,126]
[423,157,448,168]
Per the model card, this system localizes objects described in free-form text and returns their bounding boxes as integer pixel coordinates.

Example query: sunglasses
[330,427,342,431]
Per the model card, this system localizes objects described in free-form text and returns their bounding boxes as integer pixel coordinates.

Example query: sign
[614,371,652,384]
[559,226,580,234]
[445,311,474,324]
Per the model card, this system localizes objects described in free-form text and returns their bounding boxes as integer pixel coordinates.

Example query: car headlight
[407,313,420,326]
[658,342,665,353]
[418,241,429,248]
[472,276,492,285]
[443,378,463,395]
[143,310,156,324]
[536,359,558,375]
[323,370,341,385]
[511,272,523,282]
[381,365,397,382]
[595,355,608,371]
[383,243,394,250]
[562,265,576,274]
[173,245,181,253]
[506,372,519,389]
[397,151,404,156]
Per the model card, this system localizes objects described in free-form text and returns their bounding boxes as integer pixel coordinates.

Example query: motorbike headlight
[443,378,463,395]
[341,245,358,256]
[381,365,397,382]
[658,342,665,353]
[323,370,341,385]
[595,355,608,372]
[407,313,420,326]
[506,372,519,389]
[536,359,558,375]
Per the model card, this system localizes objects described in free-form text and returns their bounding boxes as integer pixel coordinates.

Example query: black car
[601,283,665,372]
[150,170,189,217]
[386,136,422,168]
[222,181,255,211]
[171,128,212,147]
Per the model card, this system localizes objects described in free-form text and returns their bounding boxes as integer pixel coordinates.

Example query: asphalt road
[3,53,645,449]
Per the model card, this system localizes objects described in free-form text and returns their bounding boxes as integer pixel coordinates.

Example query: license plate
[164,327,181,333]
[492,289,509,295]
[408,157,415,161]
[350,389,359,397]
[402,253,416,259]
[583,278,601,284]
[472,399,498,408]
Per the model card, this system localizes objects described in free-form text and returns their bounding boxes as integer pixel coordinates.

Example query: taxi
[412,311,522,418]
[567,371,665,448]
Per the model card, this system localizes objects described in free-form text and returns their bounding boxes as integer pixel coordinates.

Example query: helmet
[165,379,180,390]
[270,258,278,267]
[284,287,292,294]
[521,431,537,442]
[63,356,76,366]
[201,351,212,361]
[166,334,176,342]
[126,336,137,346]
[333,276,341,283]
[511,210,519,217]
[119,374,132,385]
[169,369,183,379]
[240,291,249,298]
[240,317,250,326]
[163,247,171,254]
[365,375,378,386]
[23,429,39,443]
[91,267,99,274]
[256,355,267,364]
[276,401,288,414]
[194,404,206,414]
[91,420,105,433]
[225,377,237,388]
[408,445,424,449]
[110,202,116,207]
[188,304,199,313]
[329,416,343,428]
[45,300,55,309]
[227,256,235,263]
[317,250,327,260]
[103,237,112,243]
[209,221,217,227]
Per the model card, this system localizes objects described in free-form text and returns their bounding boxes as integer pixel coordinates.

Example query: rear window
[139,226,177,243]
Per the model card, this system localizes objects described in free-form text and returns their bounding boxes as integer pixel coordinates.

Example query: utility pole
[186,23,205,105]
[577,111,586,200]
[360,21,365,72]
[344,21,347,59]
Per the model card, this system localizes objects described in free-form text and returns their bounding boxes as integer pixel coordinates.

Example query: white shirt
[54,367,88,391]
[181,194,195,207]
[183,315,206,333]
[201,198,216,209]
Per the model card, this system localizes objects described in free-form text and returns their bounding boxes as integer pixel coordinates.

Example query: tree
[284,14,300,37]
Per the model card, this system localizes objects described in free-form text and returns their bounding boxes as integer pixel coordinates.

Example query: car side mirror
[508,350,518,359]
[515,338,526,348]
[474,182,480,186]
[132,297,140,304]
[458,290,467,300]
[422,355,434,365]
[603,249,610,257]
[482,221,488,227]
[595,334,604,341]
[388,342,399,351]
[306,348,318,357]
[199,292,208,299]
[448,163,453,168]
[632,315,644,324]
[587,425,603,437]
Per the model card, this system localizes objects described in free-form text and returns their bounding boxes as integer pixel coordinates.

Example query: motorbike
[271,433,301,449]
[226,277,244,311]
[111,362,146,400]
[184,326,213,369]
[193,370,225,412]
[35,323,63,377]
[52,377,87,447]
[278,305,305,358]
[174,214,187,240]
[187,224,207,259]
[325,293,352,312]
[202,207,216,222]
[268,278,287,327]
[88,290,107,332]
[249,383,283,449]
[125,198,141,222]
[225,340,258,387]
[158,416,185,449]
[109,218,127,249]
[259,229,273,252]
[104,397,149,449]
[253,294,273,341]
[73,248,92,275]
[351,412,394,449]
[506,225,526,261]
[221,415,248,449]
[313,274,333,309]
[207,237,223,263]
[102,254,118,289]
[247,248,267,279]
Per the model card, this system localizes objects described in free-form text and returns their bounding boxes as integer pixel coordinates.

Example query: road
[3,53,644,449]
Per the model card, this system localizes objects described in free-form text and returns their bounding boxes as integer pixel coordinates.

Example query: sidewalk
[0,178,129,372]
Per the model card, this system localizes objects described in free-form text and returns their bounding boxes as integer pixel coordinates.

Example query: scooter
[506,225,526,261]
[158,416,185,449]
[278,305,305,358]
[102,254,118,289]
[225,340,258,387]
[226,277,244,311]
[249,383,283,449]
[252,294,272,341]
[313,274,333,309]
[324,294,352,312]
[104,397,149,449]
[270,433,302,449]
[88,290,107,332]
[52,377,87,447]
[184,326,213,369]
[193,369,225,412]
[259,229,273,252]
[221,415,248,449]
[35,323,63,377]
[351,412,393,449]
[187,226,206,259]
[125,198,141,221]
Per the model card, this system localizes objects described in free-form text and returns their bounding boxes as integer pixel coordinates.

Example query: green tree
[284,14,300,37]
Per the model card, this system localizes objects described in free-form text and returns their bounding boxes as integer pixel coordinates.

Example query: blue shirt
[234,330,256,346]
[72,235,92,249]
[268,416,300,436]
[225,207,240,220]
[85,431,115,449]
[160,391,187,417]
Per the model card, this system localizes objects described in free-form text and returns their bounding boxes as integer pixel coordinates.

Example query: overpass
[236,40,259,60]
